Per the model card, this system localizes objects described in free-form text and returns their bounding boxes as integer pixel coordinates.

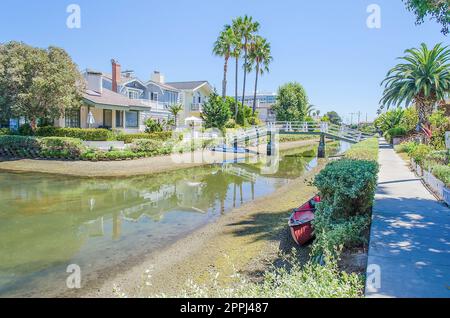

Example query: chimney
[111,59,121,92]
[85,71,103,94]
[151,71,165,84]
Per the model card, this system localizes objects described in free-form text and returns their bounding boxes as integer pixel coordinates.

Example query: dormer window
[127,89,141,100]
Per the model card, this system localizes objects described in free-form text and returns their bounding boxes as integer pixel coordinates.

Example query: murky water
[0,143,346,296]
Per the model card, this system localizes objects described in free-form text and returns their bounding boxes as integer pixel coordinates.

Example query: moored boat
[288,196,321,245]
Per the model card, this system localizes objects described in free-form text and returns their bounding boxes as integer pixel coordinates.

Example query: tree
[402,0,450,35]
[201,92,231,130]
[0,42,83,131]
[247,36,273,115]
[374,108,404,132]
[230,21,243,121]
[272,82,309,122]
[233,15,260,113]
[213,26,238,99]
[306,104,316,116]
[380,43,450,126]
[168,104,183,128]
[324,111,343,125]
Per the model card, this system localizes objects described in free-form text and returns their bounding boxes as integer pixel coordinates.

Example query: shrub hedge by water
[115,131,173,144]
[312,140,379,257]
[35,127,113,141]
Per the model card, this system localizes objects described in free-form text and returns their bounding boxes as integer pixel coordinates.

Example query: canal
[0,142,346,296]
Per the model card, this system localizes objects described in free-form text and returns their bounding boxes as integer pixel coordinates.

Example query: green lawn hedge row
[115,131,173,144]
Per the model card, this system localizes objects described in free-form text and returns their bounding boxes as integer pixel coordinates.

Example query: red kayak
[288,196,321,245]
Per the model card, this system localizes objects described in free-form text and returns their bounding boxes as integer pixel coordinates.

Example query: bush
[0,128,12,136]
[384,126,406,143]
[39,137,85,159]
[394,141,418,154]
[0,135,41,156]
[344,138,379,161]
[115,131,173,144]
[312,204,370,258]
[144,118,164,133]
[36,127,113,141]
[18,123,34,136]
[314,159,379,219]
[430,165,450,187]
[410,144,433,165]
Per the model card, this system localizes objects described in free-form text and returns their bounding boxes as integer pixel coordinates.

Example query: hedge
[35,127,113,141]
[115,131,173,144]
[0,128,12,136]
[344,138,379,161]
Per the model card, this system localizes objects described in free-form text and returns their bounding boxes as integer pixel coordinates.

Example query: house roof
[166,81,210,91]
[83,89,146,108]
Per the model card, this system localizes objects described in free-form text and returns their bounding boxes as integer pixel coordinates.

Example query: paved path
[365,139,450,298]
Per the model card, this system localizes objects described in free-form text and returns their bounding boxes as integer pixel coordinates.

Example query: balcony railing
[137,99,170,111]
[190,103,203,112]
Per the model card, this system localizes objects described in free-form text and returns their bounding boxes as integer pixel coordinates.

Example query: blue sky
[0,0,447,122]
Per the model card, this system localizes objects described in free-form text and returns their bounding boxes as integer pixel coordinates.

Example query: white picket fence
[411,158,450,206]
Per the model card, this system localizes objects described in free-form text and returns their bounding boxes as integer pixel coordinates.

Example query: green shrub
[18,123,34,136]
[410,144,433,165]
[39,137,85,158]
[314,159,379,219]
[430,165,450,187]
[384,126,406,143]
[394,141,418,154]
[312,202,370,258]
[116,131,173,144]
[144,118,164,133]
[0,128,12,136]
[0,135,40,152]
[344,138,379,161]
[36,127,113,141]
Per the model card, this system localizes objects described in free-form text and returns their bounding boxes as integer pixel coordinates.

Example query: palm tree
[233,15,260,113]
[247,36,272,115]
[230,22,242,120]
[380,43,450,126]
[306,104,316,116]
[168,104,183,128]
[213,26,237,99]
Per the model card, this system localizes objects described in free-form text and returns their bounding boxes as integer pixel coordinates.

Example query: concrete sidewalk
[365,139,450,298]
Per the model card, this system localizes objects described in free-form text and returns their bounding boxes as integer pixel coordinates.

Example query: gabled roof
[166,81,210,91]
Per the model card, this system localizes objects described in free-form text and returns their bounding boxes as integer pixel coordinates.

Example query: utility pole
[357,111,361,126]
[350,112,356,126]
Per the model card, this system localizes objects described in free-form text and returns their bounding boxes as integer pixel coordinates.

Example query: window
[116,110,124,128]
[65,109,80,128]
[150,92,158,101]
[128,90,140,100]
[125,111,139,128]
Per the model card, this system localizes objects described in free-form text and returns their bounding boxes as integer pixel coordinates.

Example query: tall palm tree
[233,15,260,113]
[247,36,272,115]
[380,43,450,125]
[168,104,183,128]
[213,26,237,99]
[230,22,242,120]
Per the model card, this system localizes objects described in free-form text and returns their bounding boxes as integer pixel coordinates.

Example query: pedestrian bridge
[226,122,373,157]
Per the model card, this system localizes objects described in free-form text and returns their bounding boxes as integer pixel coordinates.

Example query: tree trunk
[30,117,37,133]
[241,39,248,111]
[222,57,229,100]
[234,56,239,121]
[252,63,260,116]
